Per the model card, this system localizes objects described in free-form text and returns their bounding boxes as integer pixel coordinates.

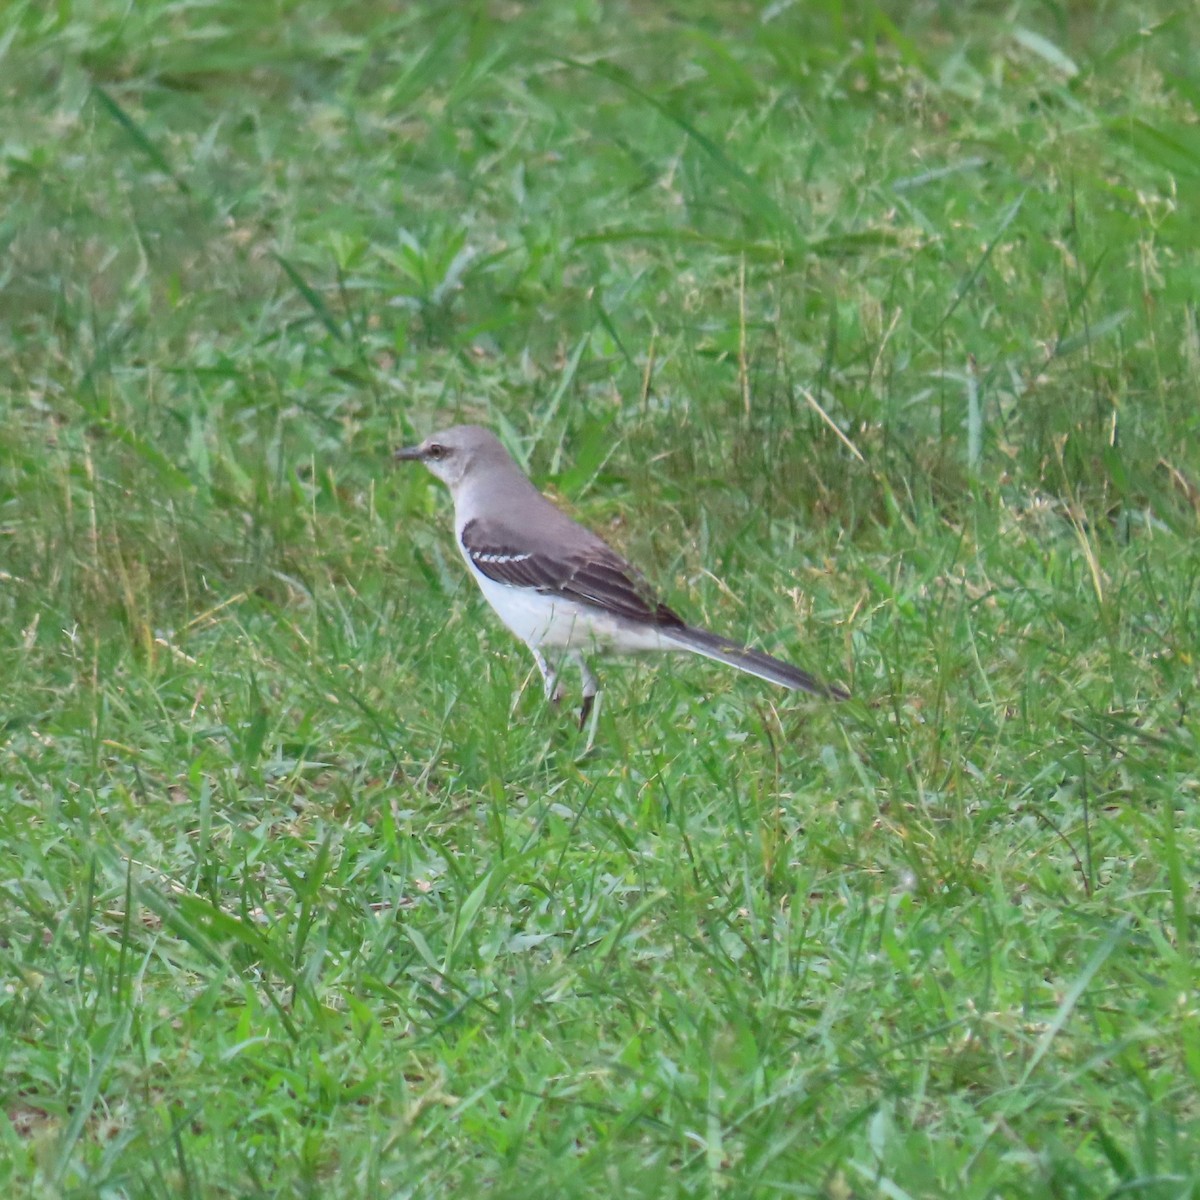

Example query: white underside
[467,563,675,655]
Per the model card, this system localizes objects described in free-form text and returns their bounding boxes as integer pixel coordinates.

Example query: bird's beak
[393,444,424,462]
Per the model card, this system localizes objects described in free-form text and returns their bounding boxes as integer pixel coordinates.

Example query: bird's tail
[663,625,849,700]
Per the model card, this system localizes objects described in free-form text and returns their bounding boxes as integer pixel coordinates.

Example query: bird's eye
[426,443,447,461]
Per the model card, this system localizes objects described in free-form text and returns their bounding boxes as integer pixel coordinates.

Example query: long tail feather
[664,626,849,700]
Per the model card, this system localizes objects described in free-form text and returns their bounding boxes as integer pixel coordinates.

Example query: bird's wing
[460,517,685,627]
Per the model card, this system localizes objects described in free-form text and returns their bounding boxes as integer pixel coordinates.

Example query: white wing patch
[472,550,532,565]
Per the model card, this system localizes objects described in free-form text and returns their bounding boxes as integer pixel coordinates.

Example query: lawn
[2,0,1199,1195]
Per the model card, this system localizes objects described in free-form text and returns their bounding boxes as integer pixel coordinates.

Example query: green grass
[2,0,1199,1195]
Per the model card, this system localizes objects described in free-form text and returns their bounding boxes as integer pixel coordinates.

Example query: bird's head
[394,424,510,493]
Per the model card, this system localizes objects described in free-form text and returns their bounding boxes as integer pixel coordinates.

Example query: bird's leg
[579,692,602,756]
[572,652,601,732]
[530,648,565,705]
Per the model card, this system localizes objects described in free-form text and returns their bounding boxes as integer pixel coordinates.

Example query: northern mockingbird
[395,424,848,729]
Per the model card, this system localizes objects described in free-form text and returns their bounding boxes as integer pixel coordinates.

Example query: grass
[2,0,1199,1195]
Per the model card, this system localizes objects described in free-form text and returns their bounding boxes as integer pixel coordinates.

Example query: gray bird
[396,425,848,730]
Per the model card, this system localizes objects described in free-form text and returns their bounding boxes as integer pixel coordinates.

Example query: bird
[394,424,848,732]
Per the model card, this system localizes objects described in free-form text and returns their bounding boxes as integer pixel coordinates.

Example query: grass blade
[51,1013,131,1184]
[1018,916,1131,1089]
[561,57,799,246]
[937,191,1026,333]
[274,252,346,341]
[92,86,191,194]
